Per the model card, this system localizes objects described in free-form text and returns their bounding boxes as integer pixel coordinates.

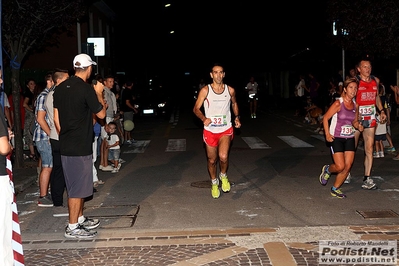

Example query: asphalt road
[15,103,399,235]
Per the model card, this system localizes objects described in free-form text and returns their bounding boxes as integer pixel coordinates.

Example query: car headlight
[158,103,166,108]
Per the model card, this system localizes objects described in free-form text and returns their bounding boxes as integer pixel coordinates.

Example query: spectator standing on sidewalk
[44,69,70,217]
[0,90,12,129]
[294,74,307,117]
[23,78,38,160]
[101,75,117,139]
[54,53,106,239]
[319,78,359,198]
[33,72,54,207]
[120,80,138,144]
[92,118,105,188]
[193,63,241,199]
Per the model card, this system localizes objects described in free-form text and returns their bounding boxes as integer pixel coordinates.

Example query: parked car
[135,77,173,119]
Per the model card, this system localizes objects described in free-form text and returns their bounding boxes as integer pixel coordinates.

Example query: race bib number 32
[210,115,227,127]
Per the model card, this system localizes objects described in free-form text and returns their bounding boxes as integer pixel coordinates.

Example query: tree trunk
[11,67,24,169]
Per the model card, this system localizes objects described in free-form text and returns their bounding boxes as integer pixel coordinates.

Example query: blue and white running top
[329,97,356,138]
[204,84,232,133]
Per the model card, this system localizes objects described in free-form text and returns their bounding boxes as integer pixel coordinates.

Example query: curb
[14,175,37,195]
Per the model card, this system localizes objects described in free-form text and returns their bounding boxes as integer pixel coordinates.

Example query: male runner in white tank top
[193,63,241,199]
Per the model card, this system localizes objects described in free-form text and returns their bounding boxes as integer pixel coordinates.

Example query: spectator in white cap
[73,53,97,69]
[53,53,106,239]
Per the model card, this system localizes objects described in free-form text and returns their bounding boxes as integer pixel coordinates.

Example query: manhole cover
[83,204,140,228]
[191,180,235,188]
[191,180,211,188]
[356,210,399,219]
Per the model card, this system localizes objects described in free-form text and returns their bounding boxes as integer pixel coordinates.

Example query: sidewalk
[20,224,399,265]
[12,158,37,195]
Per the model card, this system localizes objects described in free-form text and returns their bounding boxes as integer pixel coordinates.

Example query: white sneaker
[362,177,377,190]
[344,173,351,184]
[101,165,113,172]
[379,151,384,158]
[64,224,97,239]
[111,167,119,173]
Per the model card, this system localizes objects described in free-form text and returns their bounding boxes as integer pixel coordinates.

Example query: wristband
[235,115,240,119]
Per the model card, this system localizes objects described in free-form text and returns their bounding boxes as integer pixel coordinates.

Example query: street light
[289,47,310,58]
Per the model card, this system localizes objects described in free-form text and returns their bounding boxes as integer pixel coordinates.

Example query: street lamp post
[333,21,348,80]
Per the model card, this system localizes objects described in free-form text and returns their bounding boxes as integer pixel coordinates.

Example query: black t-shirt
[120,88,135,112]
[23,88,34,108]
[53,76,103,156]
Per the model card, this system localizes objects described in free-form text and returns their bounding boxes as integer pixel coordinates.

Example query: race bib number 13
[340,125,355,137]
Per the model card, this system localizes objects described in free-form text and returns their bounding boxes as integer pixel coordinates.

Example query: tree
[2,0,91,168]
[326,0,399,59]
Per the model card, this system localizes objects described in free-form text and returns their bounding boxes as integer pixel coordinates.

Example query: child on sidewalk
[373,113,387,158]
[105,121,121,173]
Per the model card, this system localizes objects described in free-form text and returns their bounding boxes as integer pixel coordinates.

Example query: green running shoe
[211,184,220,199]
[319,165,330,186]
[330,188,346,198]
[220,176,231,193]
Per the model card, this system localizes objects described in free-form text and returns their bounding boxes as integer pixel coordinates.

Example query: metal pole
[342,47,345,81]
[77,21,81,54]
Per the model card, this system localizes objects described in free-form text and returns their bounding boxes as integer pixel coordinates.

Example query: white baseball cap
[73,53,97,69]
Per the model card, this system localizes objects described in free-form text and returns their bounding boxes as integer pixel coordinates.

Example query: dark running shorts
[375,134,387,141]
[329,137,356,154]
[61,155,93,198]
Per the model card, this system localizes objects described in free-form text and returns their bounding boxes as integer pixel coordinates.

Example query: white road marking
[278,136,314,148]
[166,139,186,152]
[123,140,151,153]
[242,137,271,149]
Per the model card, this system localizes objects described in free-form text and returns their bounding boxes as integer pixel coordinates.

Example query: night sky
[109,1,332,87]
